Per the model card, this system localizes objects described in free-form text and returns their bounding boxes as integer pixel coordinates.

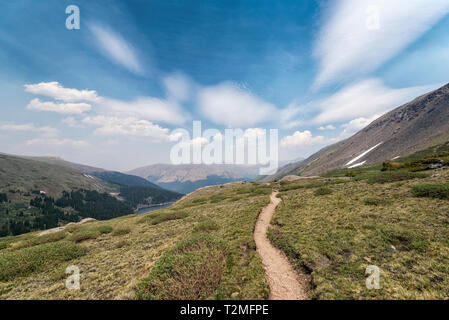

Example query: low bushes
[314,187,333,196]
[411,183,449,199]
[69,225,113,243]
[139,211,188,225]
[0,241,84,281]
[363,198,393,206]
[135,234,228,300]
[193,220,220,233]
[356,171,428,184]
[112,227,131,236]
[14,231,67,249]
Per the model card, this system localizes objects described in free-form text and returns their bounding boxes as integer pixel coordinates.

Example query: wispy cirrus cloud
[314,0,449,88]
[88,23,143,75]
[97,97,188,125]
[197,82,277,127]
[312,78,437,124]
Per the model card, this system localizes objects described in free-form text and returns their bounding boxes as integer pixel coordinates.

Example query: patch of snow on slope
[346,142,383,166]
[348,161,366,169]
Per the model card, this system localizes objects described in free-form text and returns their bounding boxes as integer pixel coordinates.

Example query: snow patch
[346,142,383,166]
[348,161,367,169]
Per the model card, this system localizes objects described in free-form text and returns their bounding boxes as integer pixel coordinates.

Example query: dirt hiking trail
[254,190,309,300]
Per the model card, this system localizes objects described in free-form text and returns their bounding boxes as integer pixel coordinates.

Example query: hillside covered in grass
[270,148,449,299]
[0,182,273,299]
[1,145,449,300]
[0,153,183,236]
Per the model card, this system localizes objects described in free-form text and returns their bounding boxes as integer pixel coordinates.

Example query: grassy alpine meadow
[0,182,271,300]
[270,167,449,299]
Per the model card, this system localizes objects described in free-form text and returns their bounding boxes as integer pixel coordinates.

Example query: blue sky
[1,0,449,171]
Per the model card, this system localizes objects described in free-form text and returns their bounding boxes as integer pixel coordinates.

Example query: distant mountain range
[25,156,160,189]
[262,82,449,181]
[128,164,261,194]
[0,153,181,236]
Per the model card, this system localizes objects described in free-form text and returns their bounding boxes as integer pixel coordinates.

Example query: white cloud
[89,23,143,75]
[96,97,187,125]
[197,82,277,127]
[62,117,84,128]
[313,79,436,123]
[280,130,325,148]
[27,98,91,114]
[0,123,59,137]
[26,138,89,148]
[24,82,99,102]
[318,124,336,131]
[163,73,193,102]
[82,116,176,142]
[314,0,449,87]
[340,114,381,138]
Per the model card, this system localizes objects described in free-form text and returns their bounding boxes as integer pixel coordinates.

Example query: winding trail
[254,191,309,300]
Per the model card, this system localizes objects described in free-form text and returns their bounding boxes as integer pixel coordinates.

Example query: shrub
[15,231,67,249]
[363,198,392,206]
[135,234,228,300]
[0,241,84,281]
[94,225,113,234]
[69,225,113,243]
[191,197,208,204]
[209,194,226,203]
[314,187,333,196]
[193,220,220,233]
[411,183,449,199]
[280,181,325,192]
[140,211,188,225]
[365,171,428,184]
[112,227,131,236]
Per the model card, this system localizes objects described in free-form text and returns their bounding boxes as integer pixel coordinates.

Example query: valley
[1,84,449,300]
[1,144,448,299]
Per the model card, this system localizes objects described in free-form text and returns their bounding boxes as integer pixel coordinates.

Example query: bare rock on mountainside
[264,83,449,180]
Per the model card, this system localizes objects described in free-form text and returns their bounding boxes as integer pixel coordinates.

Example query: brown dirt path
[254,190,309,300]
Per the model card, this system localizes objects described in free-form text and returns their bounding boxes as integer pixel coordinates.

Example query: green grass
[355,170,429,184]
[411,183,449,199]
[363,198,393,206]
[0,182,271,299]
[314,187,333,196]
[14,231,67,249]
[0,241,84,281]
[138,210,188,225]
[272,173,449,299]
[68,225,113,243]
[112,227,131,236]
[193,219,220,233]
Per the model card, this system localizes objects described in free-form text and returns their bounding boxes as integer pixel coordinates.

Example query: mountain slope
[128,164,260,194]
[0,153,181,236]
[0,153,104,196]
[25,156,159,188]
[267,83,449,180]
